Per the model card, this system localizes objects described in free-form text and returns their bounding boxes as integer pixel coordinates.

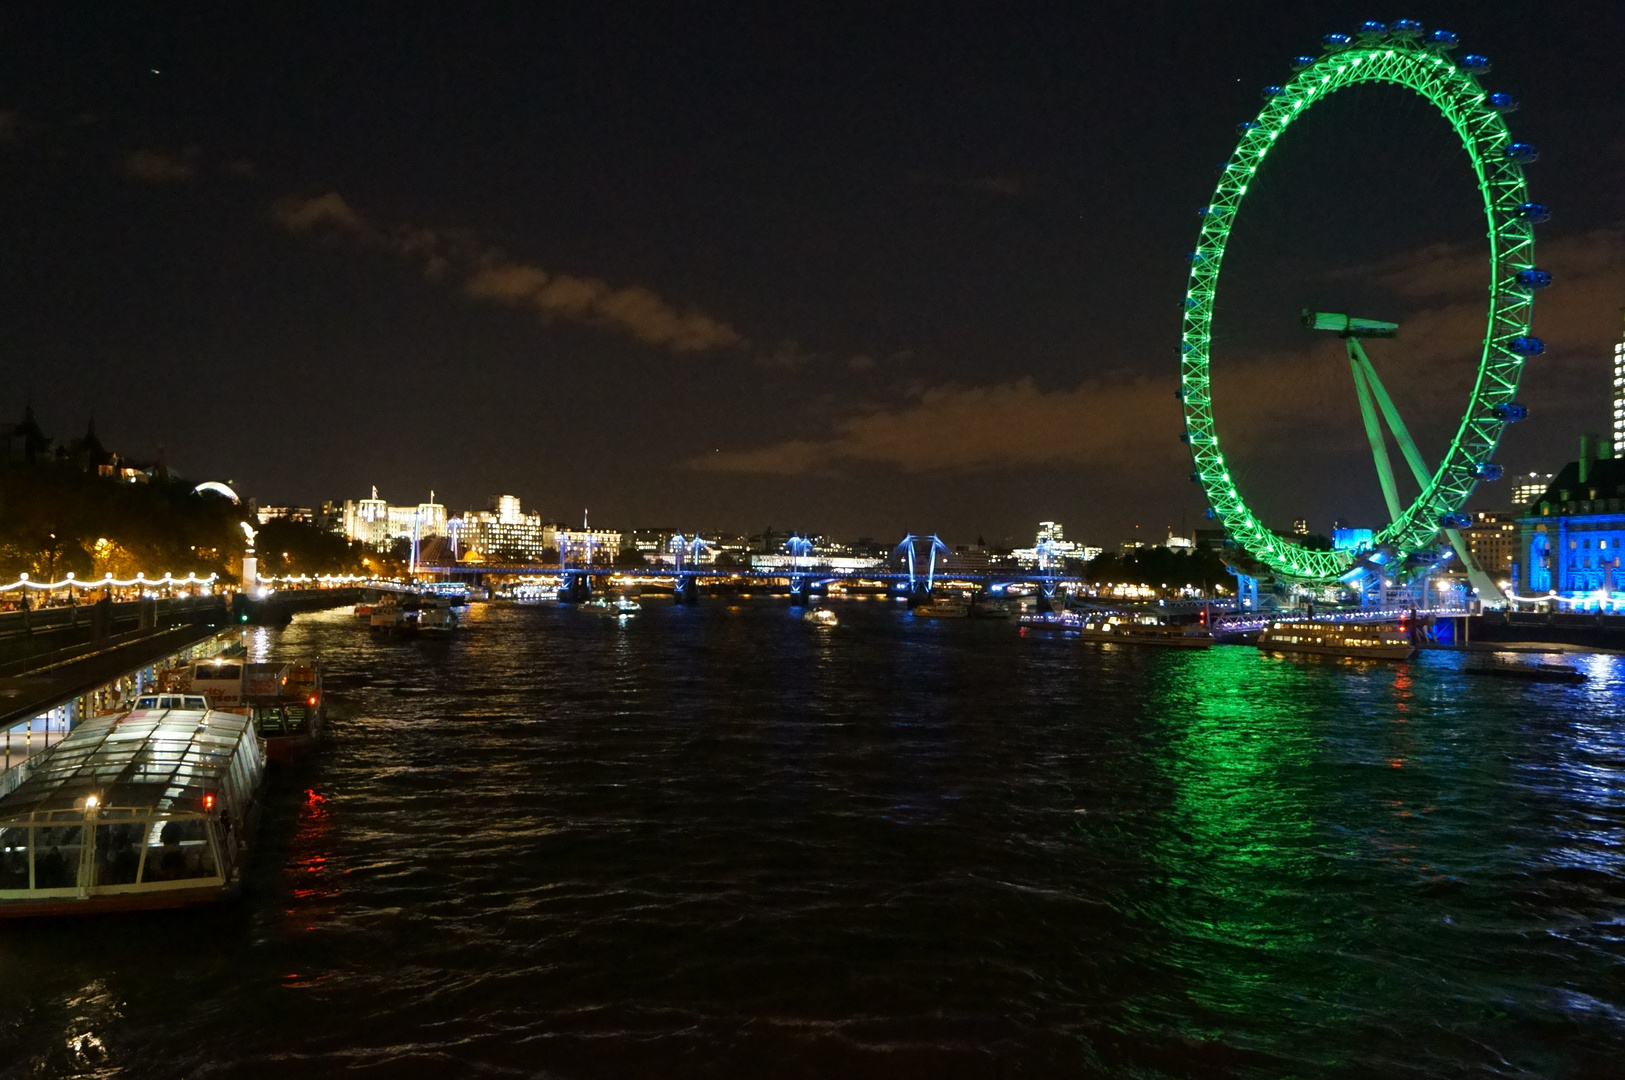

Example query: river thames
[1,599,1622,1078]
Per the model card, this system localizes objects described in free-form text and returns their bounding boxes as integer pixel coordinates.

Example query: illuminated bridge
[424,533,1088,608]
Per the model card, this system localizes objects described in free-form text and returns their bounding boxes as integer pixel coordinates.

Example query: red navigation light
[307,694,319,707]
[203,793,216,811]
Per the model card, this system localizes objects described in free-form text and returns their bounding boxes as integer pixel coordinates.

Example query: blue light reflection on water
[0,601,1621,1078]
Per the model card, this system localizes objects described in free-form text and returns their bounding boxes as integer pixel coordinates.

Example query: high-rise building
[1464,510,1519,581]
[454,495,549,562]
[1614,307,1625,456]
[1512,472,1555,511]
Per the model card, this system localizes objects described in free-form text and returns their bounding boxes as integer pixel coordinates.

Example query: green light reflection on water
[1129,647,1370,1059]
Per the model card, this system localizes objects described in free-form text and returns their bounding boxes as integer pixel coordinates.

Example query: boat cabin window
[95,822,144,886]
[0,827,28,889]
[197,664,242,681]
[141,818,217,882]
[254,705,310,737]
[32,825,84,889]
[133,694,205,711]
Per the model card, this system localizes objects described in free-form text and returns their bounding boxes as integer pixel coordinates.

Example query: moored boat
[1257,619,1415,660]
[969,596,1012,619]
[244,658,325,762]
[0,706,265,917]
[1074,615,1214,649]
[913,598,970,618]
[1467,660,1586,683]
[582,595,641,616]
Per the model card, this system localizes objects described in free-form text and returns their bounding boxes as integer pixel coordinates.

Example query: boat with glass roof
[0,706,266,917]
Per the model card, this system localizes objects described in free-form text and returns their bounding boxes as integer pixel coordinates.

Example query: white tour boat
[0,706,266,917]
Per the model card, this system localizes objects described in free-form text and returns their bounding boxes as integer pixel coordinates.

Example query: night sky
[3,3,1622,548]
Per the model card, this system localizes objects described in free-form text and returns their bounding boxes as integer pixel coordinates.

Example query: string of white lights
[0,572,220,592]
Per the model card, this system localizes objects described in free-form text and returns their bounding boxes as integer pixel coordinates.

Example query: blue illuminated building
[1331,527,1374,554]
[1518,441,1625,609]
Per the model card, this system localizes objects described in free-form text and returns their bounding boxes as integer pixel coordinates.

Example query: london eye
[1178,20,1550,599]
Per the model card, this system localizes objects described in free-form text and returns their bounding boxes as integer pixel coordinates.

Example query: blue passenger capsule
[1474,462,1504,481]
[1390,19,1424,38]
[1487,92,1518,112]
[1182,296,1199,309]
[1493,402,1529,422]
[1505,142,1538,164]
[1236,120,1261,134]
[1179,431,1192,443]
[1186,250,1206,263]
[1181,341,1196,353]
[1290,55,1317,71]
[1508,335,1545,356]
[1516,201,1551,223]
[1190,473,1202,483]
[1205,507,1217,520]
[1515,268,1552,289]
[1261,85,1283,99]
[1440,511,1472,531]
[1358,20,1388,39]
[1322,33,1353,51]
[1459,54,1492,73]
[1428,29,1459,49]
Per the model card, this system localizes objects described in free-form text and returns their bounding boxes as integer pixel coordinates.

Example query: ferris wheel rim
[1179,32,1540,585]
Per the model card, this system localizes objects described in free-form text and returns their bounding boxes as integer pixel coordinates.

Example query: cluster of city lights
[0,572,219,591]
[254,574,371,586]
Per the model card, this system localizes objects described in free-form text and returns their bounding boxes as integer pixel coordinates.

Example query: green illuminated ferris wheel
[1179,20,1549,588]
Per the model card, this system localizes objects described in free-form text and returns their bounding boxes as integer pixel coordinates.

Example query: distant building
[256,506,315,526]
[453,495,549,562]
[1332,527,1374,553]
[1291,518,1309,535]
[1013,521,1090,567]
[1511,471,1555,512]
[0,405,53,463]
[340,487,445,549]
[543,523,622,563]
[1517,438,1625,607]
[1464,510,1518,580]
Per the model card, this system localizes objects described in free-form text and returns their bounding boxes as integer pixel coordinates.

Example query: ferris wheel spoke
[1350,352,1404,524]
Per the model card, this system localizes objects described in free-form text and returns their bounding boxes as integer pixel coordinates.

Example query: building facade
[1517,452,1625,608]
[1464,510,1518,581]
[340,487,446,549]
[1511,471,1555,511]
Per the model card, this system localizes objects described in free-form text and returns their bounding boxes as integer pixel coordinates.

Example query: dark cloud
[275,193,744,354]
[123,148,198,183]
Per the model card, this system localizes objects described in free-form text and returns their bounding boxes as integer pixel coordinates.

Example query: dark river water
[2,599,1624,1078]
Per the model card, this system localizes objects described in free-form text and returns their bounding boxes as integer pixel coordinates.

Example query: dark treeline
[0,463,362,582]
[254,518,366,577]
[1078,545,1231,589]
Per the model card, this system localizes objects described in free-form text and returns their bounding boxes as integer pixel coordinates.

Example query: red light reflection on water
[286,786,340,912]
